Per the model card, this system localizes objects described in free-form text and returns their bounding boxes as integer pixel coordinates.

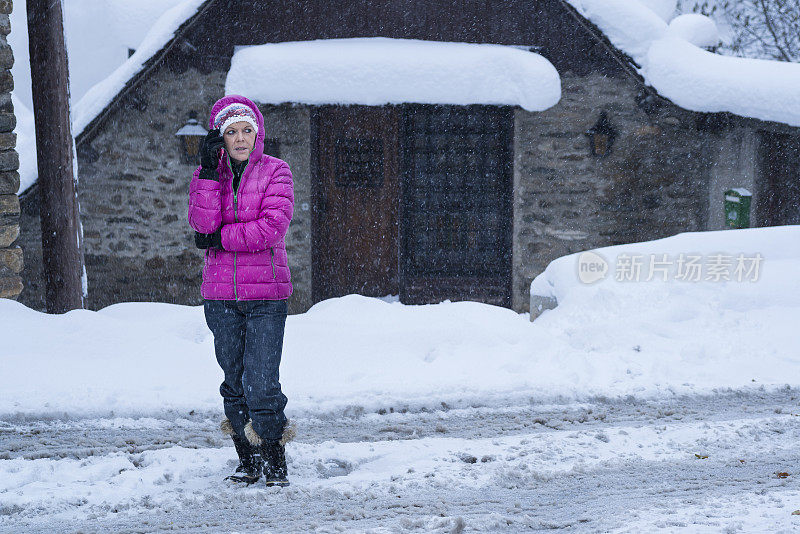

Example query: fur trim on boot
[220,418,235,436]
[244,420,263,446]
[244,419,297,447]
[279,420,297,447]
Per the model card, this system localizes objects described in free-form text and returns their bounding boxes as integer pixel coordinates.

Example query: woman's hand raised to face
[199,129,225,175]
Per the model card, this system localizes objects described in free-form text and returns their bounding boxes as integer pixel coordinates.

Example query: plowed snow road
[2,389,800,533]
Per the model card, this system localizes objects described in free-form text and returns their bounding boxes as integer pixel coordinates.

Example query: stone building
[0,0,21,301]
[15,0,800,314]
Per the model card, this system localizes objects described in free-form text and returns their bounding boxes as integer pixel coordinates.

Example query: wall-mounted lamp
[175,111,207,164]
[585,111,618,157]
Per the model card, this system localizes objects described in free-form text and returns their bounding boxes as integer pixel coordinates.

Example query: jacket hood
[208,95,265,163]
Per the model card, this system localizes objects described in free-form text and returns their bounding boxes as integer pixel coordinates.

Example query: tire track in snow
[2,387,798,461]
[2,388,800,532]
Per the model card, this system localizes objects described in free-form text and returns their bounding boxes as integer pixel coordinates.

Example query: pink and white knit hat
[213,103,259,135]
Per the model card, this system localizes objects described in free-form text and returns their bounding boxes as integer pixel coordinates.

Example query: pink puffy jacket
[187,95,293,301]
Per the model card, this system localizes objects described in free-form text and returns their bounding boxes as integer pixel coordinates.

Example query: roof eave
[75,0,217,147]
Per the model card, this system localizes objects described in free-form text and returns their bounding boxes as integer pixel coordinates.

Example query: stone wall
[0,0,21,300]
[260,105,312,312]
[513,72,717,311]
[18,63,313,313]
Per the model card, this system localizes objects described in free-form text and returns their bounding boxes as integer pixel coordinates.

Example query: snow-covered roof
[13,0,208,195]
[225,38,561,112]
[10,0,189,117]
[645,37,800,126]
[72,0,208,137]
[565,0,800,127]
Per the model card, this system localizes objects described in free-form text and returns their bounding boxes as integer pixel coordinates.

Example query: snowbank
[529,225,800,402]
[225,38,561,111]
[2,228,800,418]
[531,225,800,300]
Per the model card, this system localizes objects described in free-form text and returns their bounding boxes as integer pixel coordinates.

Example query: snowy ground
[3,390,800,532]
[2,227,800,532]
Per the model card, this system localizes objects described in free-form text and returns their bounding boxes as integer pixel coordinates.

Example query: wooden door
[313,106,399,302]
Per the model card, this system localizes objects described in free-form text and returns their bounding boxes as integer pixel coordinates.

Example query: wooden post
[27,0,85,313]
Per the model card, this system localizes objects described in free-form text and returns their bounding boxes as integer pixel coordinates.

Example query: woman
[188,95,295,488]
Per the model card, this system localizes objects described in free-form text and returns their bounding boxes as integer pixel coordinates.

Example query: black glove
[198,129,224,179]
[194,229,223,250]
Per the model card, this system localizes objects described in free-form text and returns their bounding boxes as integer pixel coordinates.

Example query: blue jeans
[203,299,288,442]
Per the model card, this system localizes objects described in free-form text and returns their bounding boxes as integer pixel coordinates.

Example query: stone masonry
[513,72,718,311]
[0,0,21,300]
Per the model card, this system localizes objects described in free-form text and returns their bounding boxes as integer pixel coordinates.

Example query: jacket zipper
[231,155,248,301]
[270,247,276,279]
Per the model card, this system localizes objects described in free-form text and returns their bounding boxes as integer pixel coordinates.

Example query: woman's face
[223,121,257,162]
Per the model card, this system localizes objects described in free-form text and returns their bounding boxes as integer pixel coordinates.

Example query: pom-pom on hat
[213,103,259,135]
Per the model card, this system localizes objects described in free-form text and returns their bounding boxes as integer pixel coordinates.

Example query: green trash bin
[724,188,751,229]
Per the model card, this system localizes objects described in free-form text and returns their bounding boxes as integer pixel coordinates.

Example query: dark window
[334,137,384,188]
[401,105,513,305]
[264,137,281,158]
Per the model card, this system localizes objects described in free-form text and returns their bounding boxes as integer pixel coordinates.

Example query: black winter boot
[225,433,263,485]
[260,440,289,487]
